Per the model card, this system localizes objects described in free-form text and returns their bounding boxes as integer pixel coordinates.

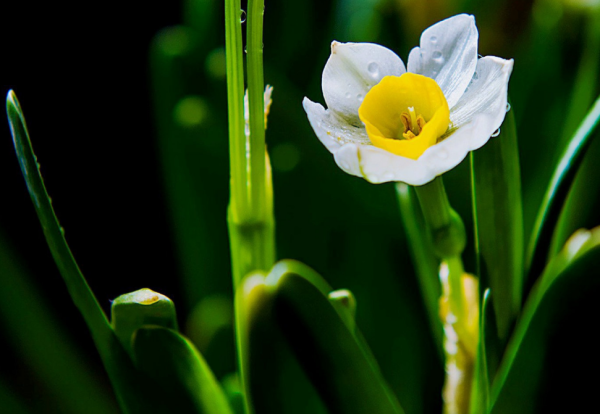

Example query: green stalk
[225,1,275,413]
[225,0,247,222]
[247,0,267,221]
[414,177,474,414]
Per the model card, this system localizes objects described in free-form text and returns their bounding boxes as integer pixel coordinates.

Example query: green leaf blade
[263,260,405,414]
[490,230,600,413]
[5,90,110,340]
[471,107,523,341]
[132,327,234,414]
[525,94,600,286]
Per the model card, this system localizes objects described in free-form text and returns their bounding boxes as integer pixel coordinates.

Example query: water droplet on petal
[430,36,438,43]
[240,10,247,23]
[367,62,380,78]
[437,149,449,159]
[357,93,364,102]
[491,128,501,137]
[506,102,511,112]
[478,54,483,59]
[432,51,444,63]
[473,71,479,80]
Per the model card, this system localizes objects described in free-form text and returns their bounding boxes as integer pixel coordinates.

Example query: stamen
[404,130,417,139]
[408,107,419,134]
[400,108,428,140]
[400,112,411,132]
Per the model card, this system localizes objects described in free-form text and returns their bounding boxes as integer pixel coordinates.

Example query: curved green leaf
[111,288,178,356]
[132,326,234,414]
[471,107,523,341]
[6,90,170,414]
[525,95,600,286]
[238,273,327,414]
[243,260,405,414]
[6,90,110,354]
[490,228,600,413]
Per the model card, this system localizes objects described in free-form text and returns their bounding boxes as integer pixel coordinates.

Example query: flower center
[358,73,450,160]
[401,107,427,140]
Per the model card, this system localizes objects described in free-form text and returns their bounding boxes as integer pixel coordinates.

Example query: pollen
[400,107,428,140]
[358,73,450,160]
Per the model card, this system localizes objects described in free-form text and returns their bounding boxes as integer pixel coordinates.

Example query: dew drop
[506,102,511,112]
[432,51,444,63]
[357,93,364,102]
[478,54,483,59]
[491,128,501,137]
[472,71,479,80]
[240,10,247,23]
[430,35,438,43]
[367,62,380,77]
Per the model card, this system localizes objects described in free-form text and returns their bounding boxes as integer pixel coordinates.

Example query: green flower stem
[247,0,267,221]
[225,0,247,220]
[413,178,467,317]
[225,1,275,413]
[414,177,466,259]
[414,177,473,413]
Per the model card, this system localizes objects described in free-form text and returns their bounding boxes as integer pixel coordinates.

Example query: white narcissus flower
[303,14,513,186]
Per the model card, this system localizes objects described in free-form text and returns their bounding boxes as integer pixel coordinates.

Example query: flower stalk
[225,0,275,413]
[414,177,477,414]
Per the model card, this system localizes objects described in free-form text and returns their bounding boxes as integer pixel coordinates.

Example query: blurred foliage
[1,0,600,413]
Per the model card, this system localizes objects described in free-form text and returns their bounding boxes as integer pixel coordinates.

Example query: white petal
[332,143,433,185]
[320,117,497,186]
[448,56,513,136]
[332,144,363,178]
[419,115,495,179]
[338,118,494,186]
[322,41,406,125]
[407,14,478,108]
[302,98,370,153]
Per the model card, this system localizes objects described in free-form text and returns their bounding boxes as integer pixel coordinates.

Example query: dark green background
[0,0,599,412]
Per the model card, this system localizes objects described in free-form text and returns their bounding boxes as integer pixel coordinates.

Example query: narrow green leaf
[395,183,443,359]
[471,107,523,341]
[490,228,600,413]
[6,90,173,414]
[6,90,111,351]
[132,327,234,414]
[470,290,491,414]
[525,95,600,286]
[258,260,405,414]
